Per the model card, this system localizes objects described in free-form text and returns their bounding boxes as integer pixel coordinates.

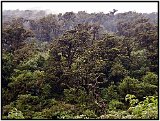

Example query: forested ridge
[2,10,158,119]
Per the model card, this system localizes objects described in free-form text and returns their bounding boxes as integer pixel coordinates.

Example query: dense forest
[2,9,158,119]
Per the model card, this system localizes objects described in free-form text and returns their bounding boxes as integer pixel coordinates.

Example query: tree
[109,58,129,84]
[118,77,139,98]
[2,24,33,52]
[2,52,14,88]
[45,24,92,94]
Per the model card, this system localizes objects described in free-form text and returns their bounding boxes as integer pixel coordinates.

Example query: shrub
[108,99,124,110]
[118,77,139,97]
[126,94,158,119]
[142,72,158,85]
[83,109,97,118]
[39,100,75,119]
[7,108,25,119]
[101,83,119,102]
[2,103,14,118]
[32,112,46,119]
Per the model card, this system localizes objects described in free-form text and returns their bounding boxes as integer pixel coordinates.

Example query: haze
[2,2,158,14]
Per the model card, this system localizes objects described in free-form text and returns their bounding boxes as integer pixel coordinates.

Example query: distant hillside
[3,10,157,41]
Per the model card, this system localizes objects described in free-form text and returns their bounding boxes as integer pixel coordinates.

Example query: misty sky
[2,2,158,14]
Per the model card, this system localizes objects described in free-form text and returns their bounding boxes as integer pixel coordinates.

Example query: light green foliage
[99,110,130,119]
[17,53,46,71]
[57,111,74,119]
[142,72,158,85]
[7,108,25,119]
[125,94,139,106]
[127,95,158,119]
[32,112,46,119]
[83,109,97,118]
[100,95,158,119]
[74,114,90,119]
[2,103,15,117]
[70,109,96,119]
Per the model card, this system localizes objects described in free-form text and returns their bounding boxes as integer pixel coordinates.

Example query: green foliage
[108,99,124,110]
[142,72,158,85]
[74,114,90,119]
[18,54,45,71]
[109,59,129,83]
[100,95,158,119]
[2,52,14,88]
[2,10,158,119]
[99,110,130,119]
[2,103,15,117]
[130,49,150,79]
[119,77,158,99]
[64,87,88,104]
[135,82,157,99]
[101,83,119,101]
[127,95,158,119]
[7,108,25,119]
[14,94,41,118]
[32,112,46,119]
[83,109,97,118]
[8,69,44,97]
[118,77,139,97]
[125,94,139,106]
[73,109,97,119]
[2,25,33,52]
[35,101,75,119]
[110,62,128,77]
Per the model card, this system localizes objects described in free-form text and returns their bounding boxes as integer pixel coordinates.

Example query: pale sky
[2,2,158,14]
